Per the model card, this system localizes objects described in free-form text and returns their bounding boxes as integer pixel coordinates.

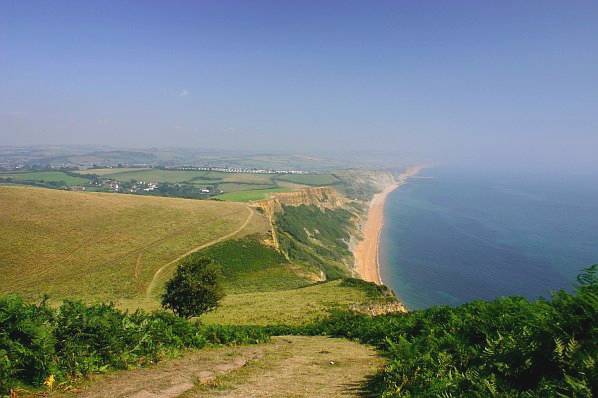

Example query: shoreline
[353,166,423,285]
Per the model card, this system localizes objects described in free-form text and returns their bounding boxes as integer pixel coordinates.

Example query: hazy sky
[2,1,597,170]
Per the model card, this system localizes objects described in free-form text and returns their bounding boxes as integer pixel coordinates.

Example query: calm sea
[379,168,598,310]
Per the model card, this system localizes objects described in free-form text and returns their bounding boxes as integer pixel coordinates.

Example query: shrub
[0,297,268,394]
[161,256,225,318]
[0,295,56,392]
[307,265,598,397]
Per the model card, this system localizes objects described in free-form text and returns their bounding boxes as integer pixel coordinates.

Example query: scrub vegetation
[306,265,598,397]
[2,267,596,396]
[0,295,271,394]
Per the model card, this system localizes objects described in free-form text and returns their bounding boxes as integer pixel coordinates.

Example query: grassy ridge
[0,186,266,303]
[197,237,312,294]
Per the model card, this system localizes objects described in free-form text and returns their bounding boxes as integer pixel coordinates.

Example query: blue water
[380,168,598,310]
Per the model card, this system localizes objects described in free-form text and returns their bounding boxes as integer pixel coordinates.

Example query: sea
[379,167,598,310]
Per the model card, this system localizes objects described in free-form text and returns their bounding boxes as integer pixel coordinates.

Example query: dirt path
[52,336,384,398]
[145,206,254,298]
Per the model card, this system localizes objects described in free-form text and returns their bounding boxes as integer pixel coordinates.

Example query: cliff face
[252,187,348,250]
[254,187,346,213]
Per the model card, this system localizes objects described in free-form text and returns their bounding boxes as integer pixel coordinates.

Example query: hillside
[1,180,596,397]
[0,185,268,303]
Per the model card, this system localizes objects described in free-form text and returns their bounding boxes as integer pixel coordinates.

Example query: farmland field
[215,182,276,193]
[214,187,291,202]
[0,170,89,185]
[274,173,339,186]
[0,185,268,303]
[75,167,151,176]
[95,169,211,183]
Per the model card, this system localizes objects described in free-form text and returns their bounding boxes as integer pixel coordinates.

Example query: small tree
[161,255,224,318]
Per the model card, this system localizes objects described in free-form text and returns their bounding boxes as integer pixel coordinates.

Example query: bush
[0,295,56,391]
[161,256,225,318]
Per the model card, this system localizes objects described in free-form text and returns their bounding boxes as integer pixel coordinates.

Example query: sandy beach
[353,166,423,284]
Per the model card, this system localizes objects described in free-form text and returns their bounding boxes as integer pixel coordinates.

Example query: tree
[161,255,224,318]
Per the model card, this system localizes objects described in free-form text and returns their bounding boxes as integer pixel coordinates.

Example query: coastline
[353,166,423,285]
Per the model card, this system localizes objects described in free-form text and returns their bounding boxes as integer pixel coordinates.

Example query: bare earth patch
[52,336,384,398]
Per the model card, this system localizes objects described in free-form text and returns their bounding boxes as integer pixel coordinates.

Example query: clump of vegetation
[306,265,598,397]
[0,295,270,394]
[161,256,225,319]
[340,277,394,299]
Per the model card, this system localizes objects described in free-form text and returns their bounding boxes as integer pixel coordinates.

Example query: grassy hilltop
[0,185,267,303]
[0,184,380,321]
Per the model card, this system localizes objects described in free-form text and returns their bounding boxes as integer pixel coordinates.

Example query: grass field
[275,173,340,186]
[84,169,278,185]
[0,186,268,303]
[0,170,89,185]
[97,169,212,183]
[201,280,369,326]
[214,182,276,193]
[214,187,291,202]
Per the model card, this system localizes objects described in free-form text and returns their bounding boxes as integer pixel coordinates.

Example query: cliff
[252,187,349,250]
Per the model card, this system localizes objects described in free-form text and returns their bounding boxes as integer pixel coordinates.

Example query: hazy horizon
[2,1,597,173]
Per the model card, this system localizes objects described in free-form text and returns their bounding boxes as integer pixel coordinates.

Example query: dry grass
[0,186,267,304]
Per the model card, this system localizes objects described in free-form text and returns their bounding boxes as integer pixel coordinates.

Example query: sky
[1,1,597,171]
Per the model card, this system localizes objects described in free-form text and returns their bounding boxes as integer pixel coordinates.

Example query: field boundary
[145,206,255,298]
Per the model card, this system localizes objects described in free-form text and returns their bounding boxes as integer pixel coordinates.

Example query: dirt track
[145,206,254,298]
[51,336,383,398]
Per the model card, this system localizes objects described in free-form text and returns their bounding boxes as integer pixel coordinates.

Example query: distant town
[165,166,309,175]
